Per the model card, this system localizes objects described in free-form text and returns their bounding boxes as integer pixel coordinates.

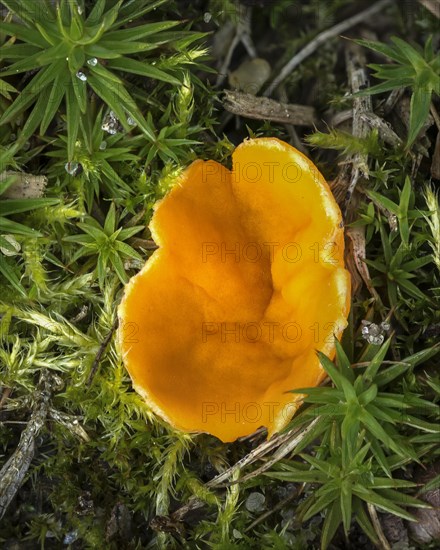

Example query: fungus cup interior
[118,137,351,442]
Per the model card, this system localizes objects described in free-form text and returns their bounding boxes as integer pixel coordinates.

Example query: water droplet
[127,116,136,127]
[63,531,79,545]
[76,71,87,82]
[99,141,107,150]
[368,334,384,345]
[87,57,98,67]
[65,161,82,176]
[361,320,387,345]
[203,12,212,23]
[101,111,121,135]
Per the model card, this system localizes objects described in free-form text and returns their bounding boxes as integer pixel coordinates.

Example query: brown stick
[223,90,317,126]
[0,371,51,519]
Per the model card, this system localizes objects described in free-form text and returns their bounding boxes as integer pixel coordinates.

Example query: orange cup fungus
[118,137,351,442]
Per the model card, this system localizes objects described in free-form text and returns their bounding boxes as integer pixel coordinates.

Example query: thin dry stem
[0,371,51,519]
[367,503,392,550]
[264,0,393,97]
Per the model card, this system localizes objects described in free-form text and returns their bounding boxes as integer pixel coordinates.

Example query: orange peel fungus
[118,137,351,442]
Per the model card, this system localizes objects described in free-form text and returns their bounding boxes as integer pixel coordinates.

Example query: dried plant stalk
[223,90,317,126]
[0,371,51,519]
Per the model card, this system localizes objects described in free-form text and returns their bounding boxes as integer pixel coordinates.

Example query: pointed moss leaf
[353,501,379,546]
[407,86,432,147]
[40,76,66,134]
[65,84,80,161]
[355,38,408,64]
[334,338,355,383]
[0,217,43,236]
[368,437,392,478]
[0,255,27,296]
[116,0,169,27]
[302,484,339,522]
[317,351,345,390]
[405,344,440,368]
[352,487,416,521]
[0,21,48,47]
[321,500,343,550]
[340,480,353,535]
[1,198,58,216]
[106,57,181,85]
[104,20,180,42]
[363,338,392,383]
[16,92,49,145]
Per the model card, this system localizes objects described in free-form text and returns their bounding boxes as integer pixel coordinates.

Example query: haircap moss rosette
[118,137,351,443]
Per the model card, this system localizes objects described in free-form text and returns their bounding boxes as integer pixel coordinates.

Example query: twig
[0,371,51,519]
[264,0,393,97]
[223,90,317,126]
[206,429,295,488]
[380,88,404,117]
[343,42,372,217]
[331,43,372,216]
[359,112,403,147]
[279,84,311,154]
[430,103,440,131]
[216,4,256,87]
[0,387,12,410]
[211,417,321,487]
[152,417,321,529]
[48,408,90,442]
[418,0,440,19]
[86,317,119,387]
[367,503,392,550]
[432,131,440,180]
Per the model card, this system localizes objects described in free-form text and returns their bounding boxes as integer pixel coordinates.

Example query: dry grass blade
[368,503,392,550]
[346,226,380,301]
[206,429,295,488]
[210,418,321,487]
